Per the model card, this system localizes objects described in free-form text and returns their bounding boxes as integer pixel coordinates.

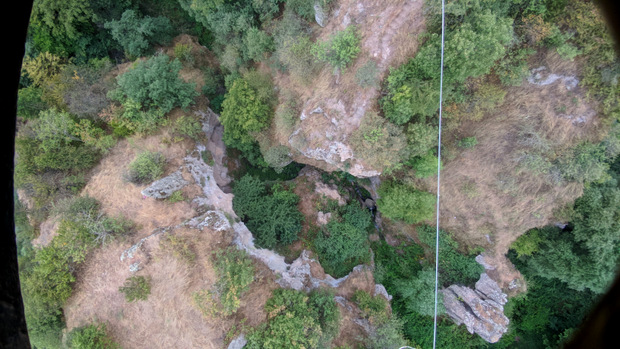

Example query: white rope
[433,1,446,348]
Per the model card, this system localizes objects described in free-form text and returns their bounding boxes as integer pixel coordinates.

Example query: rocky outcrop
[314,1,328,27]
[227,335,247,349]
[282,0,426,177]
[141,171,188,199]
[197,108,232,192]
[442,273,509,343]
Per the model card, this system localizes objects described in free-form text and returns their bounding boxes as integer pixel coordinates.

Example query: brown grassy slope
[272,0,427,176]
[415,51,605,290]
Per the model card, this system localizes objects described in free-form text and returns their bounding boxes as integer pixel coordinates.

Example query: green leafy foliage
[174,115,203,141]
[119,275,151,302]
[108,54,198,114]
[69,323,119,349]
[173,43,194,64]
[220,73,274,166]
[245,288,340,349]
[194,247,255,316]
[494,47,536,86]
[417,225,484,287]
[17,86,47,119]
[350,112,409,172]
[314,204,372,277]
[377,181,435,224]
[381,6,512,124]
[233,175,302,249]
[406,122,439,158]
[126,151,166,184]
[311,26,361,71]
[408,153,441,178]
[104,10,174,58]
[242,27,274,62]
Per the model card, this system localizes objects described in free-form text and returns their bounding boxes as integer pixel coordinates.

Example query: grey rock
[129,262,141,273]
[227,334,247,349]
[442,274,509,343]
[141,171,188,199]
[374,284,392,301]
[314,1,328,27]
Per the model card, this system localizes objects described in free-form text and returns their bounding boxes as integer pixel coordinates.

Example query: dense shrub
[311,26,361,71]
[417,225,484,287]
[233,175,303,249]
[174,115,203,141]
[408,153,441,178]
[119,275,151,302]
[377,181,435,224]
[126,151,166,184]
[381,6,512,124]
[245,288,340,349]
[350,112,409,172]
[494,47,536,86]
[69,323,119,349]
[405,122,439,158]
[314,203,372,277]
[104,10,174,58]
[212,247,255,315]
[17,86,47,119]
[108,54,198,114]
[242,27,274,62]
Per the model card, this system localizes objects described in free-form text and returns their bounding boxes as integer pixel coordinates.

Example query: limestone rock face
[227,334,247,349]
[141,171,188,199]
[442,273,509,343]
[314,1,328,27]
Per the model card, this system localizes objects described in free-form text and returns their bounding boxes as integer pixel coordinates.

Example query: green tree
[108,54,198,114]
[220,77,272,163]
[377,182,435,224]
[104,10,174,58]
[246,288,339,349]
[242,27,274,62]
[233,176,303,249]
[311,26,361,71]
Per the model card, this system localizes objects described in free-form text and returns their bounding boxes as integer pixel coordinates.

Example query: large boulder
[442,273,509,343]
[141,171,188,199]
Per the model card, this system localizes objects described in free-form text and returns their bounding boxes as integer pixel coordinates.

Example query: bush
[242,27,274,62]
[174,43,194,64]
[272,11,317,84]
[160,234,195,262]
[314,204,372,277]
[408,153,441,178]
[104,10,173,58]
[245,288,340,349]
[406,122,439,158]
[558,142,610,184]
[108,54,198,114]
[458,136,478,148]
[417,225,484,287]
[350,112,409,172]
[119,275,151,302]
[353,290,388,320]
[494,47,536,86]
[355,60,380,88]
[205,247,255,316]
[69,323,119,349]
[126,151,166,184]
[377,181,435,224]
[311,26,361,71]
[174,115,203,141]
[17,86,47,119]
[233,175,303,249]
[220,76,273,165]
[511,229,543,258]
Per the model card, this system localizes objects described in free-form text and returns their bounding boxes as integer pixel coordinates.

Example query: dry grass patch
[81,134,196,237]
